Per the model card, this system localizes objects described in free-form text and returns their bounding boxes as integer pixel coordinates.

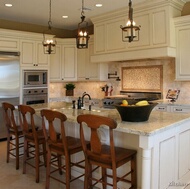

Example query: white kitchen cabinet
[91,0,182,62]
[0,36,19,51]
[50,39,77,81]
[155,103,190,113]
[50,45,62,81]
[0,29,21,51]
[174,15,190,80]
[77,37,108,81]
[20,39,49,67]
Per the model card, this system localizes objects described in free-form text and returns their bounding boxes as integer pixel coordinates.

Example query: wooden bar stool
[18,104,46,183]
[77,114,137,189]
[2,102,24,170]
[41,109,88,189]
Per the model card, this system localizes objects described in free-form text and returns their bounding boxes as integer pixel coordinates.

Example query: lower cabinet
[155,103,190,113]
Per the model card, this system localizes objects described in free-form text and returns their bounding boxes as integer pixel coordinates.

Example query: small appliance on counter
[166,89,180,103]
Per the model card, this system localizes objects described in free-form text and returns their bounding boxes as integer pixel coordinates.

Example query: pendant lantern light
[120,0,140,42]
[76,0,90,49]
[42,0,56,54]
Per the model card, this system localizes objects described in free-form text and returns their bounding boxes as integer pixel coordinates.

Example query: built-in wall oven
[23,70,48,105]
[23,88,48,105]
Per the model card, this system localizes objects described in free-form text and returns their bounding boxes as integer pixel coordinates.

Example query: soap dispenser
[77,97,82,109]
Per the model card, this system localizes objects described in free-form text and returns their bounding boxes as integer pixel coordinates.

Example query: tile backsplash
[50,58,190,101]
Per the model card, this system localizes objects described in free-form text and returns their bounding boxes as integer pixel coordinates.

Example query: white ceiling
[1,0,189,30]
[0,0,148,30]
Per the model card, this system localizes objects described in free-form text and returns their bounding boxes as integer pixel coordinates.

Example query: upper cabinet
[174,15,190,81]
[20,39,49,67]
[50,38,77,82]
[0,29,20,51]
[91,0,184,62]
[77,36,108,81]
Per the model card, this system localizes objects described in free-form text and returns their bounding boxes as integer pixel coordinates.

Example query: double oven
[23,70,48,105]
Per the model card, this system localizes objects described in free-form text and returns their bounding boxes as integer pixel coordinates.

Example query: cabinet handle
[62,78,64,80]
[175,108,182,111]
[158,107,165,110]
[85,78,89,80]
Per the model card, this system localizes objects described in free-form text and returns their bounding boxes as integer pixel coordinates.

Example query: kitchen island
[32,101,190,189]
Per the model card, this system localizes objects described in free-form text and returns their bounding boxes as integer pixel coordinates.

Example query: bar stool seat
[18,104,46,183]
[41,109,89,189]
[2,102,24,170]
[77,114,137,189]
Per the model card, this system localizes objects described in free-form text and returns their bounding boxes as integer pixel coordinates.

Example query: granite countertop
[31,101,190,137]
[154,99,190,106]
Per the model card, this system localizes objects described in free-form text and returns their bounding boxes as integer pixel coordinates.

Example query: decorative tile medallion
[122,65,163,91]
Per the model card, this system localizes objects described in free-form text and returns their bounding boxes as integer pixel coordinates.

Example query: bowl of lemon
[114,100,158,122]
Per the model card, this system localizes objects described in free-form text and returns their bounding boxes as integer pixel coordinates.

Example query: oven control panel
[23,88,48,95]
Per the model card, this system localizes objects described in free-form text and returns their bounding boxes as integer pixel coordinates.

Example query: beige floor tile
[0,141,85,189]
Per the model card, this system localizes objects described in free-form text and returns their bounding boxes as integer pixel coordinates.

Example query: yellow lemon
[122,100,128,106]
[135,100,149,106]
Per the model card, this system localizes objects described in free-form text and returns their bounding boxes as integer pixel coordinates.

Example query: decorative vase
[66,89,74,96]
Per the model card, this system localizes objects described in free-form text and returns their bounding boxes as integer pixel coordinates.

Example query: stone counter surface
[31,101,190,136]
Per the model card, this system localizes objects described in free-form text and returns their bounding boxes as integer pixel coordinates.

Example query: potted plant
[64,83,75,96]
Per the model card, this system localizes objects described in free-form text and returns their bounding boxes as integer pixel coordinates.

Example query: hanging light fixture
[76,0,90,49]
[120,0,140,42]
[42,0,56,54]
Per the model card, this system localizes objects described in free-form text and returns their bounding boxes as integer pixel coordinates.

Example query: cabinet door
[20,40,49,67]
[61,45,77,81]
[86,43,99,80]
[20,40,35,66]
[0,37,19,51]
[175,26,190,80]
[36,42,49,67]
[77,49,88,80]
[50,45,62,81]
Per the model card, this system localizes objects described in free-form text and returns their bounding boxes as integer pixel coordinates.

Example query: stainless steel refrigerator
[0,51,20,140]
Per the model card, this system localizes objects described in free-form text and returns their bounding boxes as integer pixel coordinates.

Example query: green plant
[64,83,75,90]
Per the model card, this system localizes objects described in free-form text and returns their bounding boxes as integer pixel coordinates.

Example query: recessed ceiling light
[96,4,102,7]
[62,16,68,19]
[5,3,13,7]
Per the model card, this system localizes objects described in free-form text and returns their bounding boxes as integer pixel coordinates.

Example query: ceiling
[1,0,189,31]
[0,0,148,30]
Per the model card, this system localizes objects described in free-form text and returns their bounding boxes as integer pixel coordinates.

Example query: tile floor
[0,140,85,189]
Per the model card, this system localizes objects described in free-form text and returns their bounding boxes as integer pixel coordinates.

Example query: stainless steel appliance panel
[23,88,48,105]
[0,53,20,139]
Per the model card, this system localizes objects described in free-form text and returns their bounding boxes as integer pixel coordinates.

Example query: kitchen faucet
[81,92,92,111]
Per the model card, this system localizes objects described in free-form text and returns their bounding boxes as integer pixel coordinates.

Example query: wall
[0,19,94,38]
[182,2,190,16]
[50,58,190,101]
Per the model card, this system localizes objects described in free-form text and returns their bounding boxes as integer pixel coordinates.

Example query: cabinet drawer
[171,106,190,113]
[155,105,168,112]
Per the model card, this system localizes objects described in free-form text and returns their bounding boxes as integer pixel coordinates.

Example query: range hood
[91,47,176,63]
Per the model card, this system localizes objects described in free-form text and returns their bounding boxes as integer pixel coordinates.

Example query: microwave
[24,70,48,87]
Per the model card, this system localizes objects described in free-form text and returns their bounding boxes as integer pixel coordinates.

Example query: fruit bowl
[114,102,158,122]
